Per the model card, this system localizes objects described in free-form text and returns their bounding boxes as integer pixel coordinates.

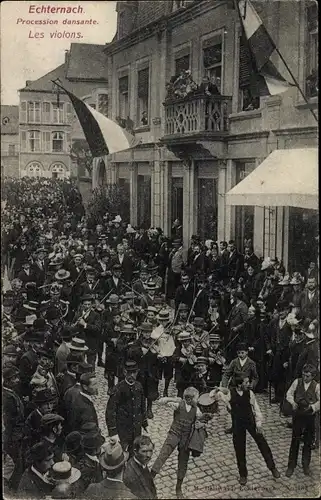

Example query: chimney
[26,80,32,87]
[65,50,70,65]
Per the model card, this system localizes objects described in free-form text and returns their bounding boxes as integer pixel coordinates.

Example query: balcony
[161,93,232,159]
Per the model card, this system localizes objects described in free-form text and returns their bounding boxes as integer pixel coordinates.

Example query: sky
[1,1,118,105]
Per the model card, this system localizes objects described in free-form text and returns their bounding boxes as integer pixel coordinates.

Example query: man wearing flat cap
[106,360,148,457]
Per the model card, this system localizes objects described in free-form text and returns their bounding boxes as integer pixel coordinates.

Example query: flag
[57,83,141,157]
[237,0,294,96]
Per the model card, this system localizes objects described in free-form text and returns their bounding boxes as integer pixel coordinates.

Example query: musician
[175,273,195,312]
[78,266,102,300]
[132,266,150,295]
[193,275,210,318]
[112,243,134,283]
[105,263,124,296]
[129,322,159,420]
[140,280,158,308]
[145,306,158,327]
[151,309,176,398]
[176,303,190,327]
[72,295,101,370]
[54,269,74,306]
[190,357,210,394]
[146,261,163,291]
[115,324,138,381]
[208,333,226,388]
[95,250,112,292]
[104,309,122,395]
[191,317,210,357]
[67,254,85,283]
[173,331,197,397]
[41,282,70,323]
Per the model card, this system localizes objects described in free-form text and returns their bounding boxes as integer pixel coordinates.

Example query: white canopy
[226,148,318,210]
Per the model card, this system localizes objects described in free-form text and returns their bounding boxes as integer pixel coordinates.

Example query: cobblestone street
[93,367,320,499]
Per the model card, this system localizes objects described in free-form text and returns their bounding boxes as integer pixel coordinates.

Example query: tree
[87,183,130,225]
[70,139,93,176]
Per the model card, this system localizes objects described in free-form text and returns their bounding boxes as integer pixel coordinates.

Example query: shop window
[197,178,218,240]
[137,174,151,227]
[235,162,255,251]
[28,130,41,152]
[118,76,129,119]
[288,207,318,274]
[263,207,277,258]
[137,67,149,127]
[118,178,130,221]
[305,3,318,98]
[175,54,190,76]
[52,131,64,152]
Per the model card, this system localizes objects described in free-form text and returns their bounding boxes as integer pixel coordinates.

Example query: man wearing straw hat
[152,309,176,398]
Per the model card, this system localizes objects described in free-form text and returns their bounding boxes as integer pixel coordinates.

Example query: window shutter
[20,102,27,122]
[42,102,51,123]
[21,131,27,151]
[66,133,71,153]
[239,35,252,88]
[119,76,129,93]
[66,102,73,123]
[137,68,149,98]
[42,131,51,152]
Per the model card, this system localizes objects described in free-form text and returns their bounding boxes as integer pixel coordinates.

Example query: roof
[66,43,108,81]
[226,148,318,210]
[20,43,108,93]
[1,105,19,134]
[19,64,67,93]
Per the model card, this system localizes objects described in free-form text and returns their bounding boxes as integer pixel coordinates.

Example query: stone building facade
[92,0,318,271]
[1,105,19,177]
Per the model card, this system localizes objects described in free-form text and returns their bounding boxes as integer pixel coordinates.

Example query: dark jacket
[124,457,157,499]
[3,386,25,450]
[300,289,319,320]
[18,467,54,498]
[221,357,259,389]
[175,282,195,311]
[227,300,248,340]
[106,380,147,446]
[227,250,244,280]
[112,254,134,283]
[74,310,101,352]
[65,390,98,432]
[77,454,103,493]
[86,477,137,499]
[294,339,319,379]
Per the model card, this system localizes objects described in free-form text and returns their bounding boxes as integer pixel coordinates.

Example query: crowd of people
[2,176,320,499]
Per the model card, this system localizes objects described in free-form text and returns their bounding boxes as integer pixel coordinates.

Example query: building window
[52,103,64,123]
[98,94,109,116]
[8,144,15,155]
[27,102,40,123]
[234,162,255,251]
[263,207,277,259]
[306,3,318,98]
[137,174,151,227]
[238,35,260,111]
[51,162,66,179]
[42,102,51,123]
[175,54,190,75]
[27,162,43,178]
[137,68,149,126]
[42,131,51,152]
[66,102,73,123]
[171,177,184,228]
[28,130,41,152]
[118,75,129,119]
[197,178,218,240]
[202,37,222,92]
[52,131,64,152]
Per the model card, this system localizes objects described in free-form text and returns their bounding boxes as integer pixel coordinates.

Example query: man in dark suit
[67,254,85,283]
[86,439,136,499]
[300,277,319,320]
[64,372,99,432]
[243,246,259,272]
[72,295,101,369]
[227,240,244,281]
[17,260,38,287]
[78,267,102,300]
[106,360,148,457]
[226,290,249,360]
[17,442,55,498]
[112,243,134,283]
[124,435,157,499]
[31,247,49,286]
[187,244,207,277]
[105,264,125,296]
[219,241,229,281]
[175,272,195,312]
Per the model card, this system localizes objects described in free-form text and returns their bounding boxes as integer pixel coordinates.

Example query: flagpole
[272,47,318,124]
[233,0,318,124]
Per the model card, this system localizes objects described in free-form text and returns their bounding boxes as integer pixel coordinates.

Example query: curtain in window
[137,68,149,98]
[203,44,222,68]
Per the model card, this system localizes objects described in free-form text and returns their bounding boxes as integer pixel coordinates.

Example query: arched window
[52,131,64,152]
[50,162,67,179]
[27,162,43,178]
